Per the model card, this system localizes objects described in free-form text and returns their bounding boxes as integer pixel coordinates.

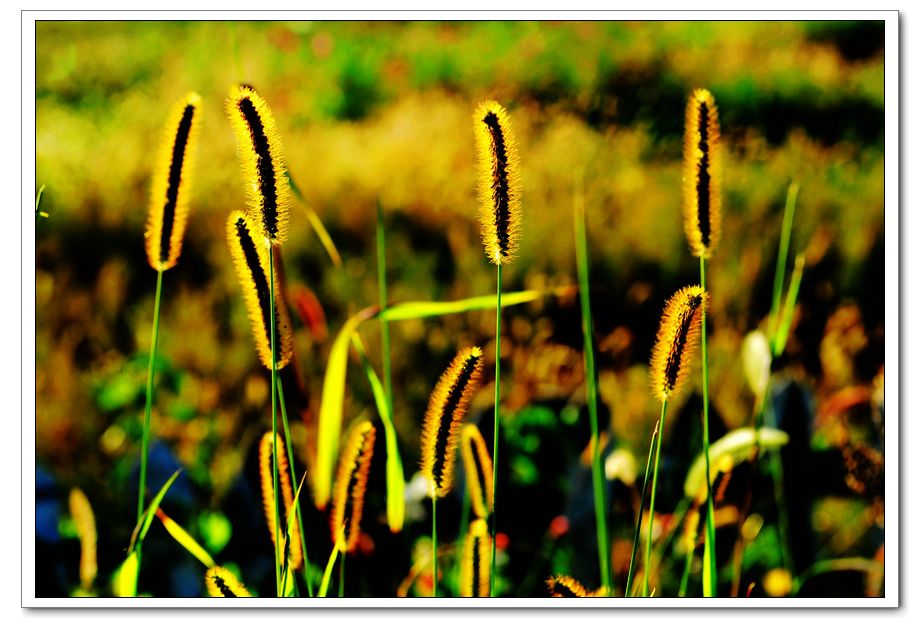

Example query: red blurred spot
[549,515,569,539]
[496,532,510,551]
[292,285,327,342]
[358,531,376,555]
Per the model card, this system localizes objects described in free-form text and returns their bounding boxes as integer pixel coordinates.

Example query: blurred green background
[35,20,885,598]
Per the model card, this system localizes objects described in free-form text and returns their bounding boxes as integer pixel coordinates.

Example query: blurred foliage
[35,20,884,598]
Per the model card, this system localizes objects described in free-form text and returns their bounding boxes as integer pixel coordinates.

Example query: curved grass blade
[112,551,140,597]
[318,535,345,598]
[352,333,406,533]
[286,171,342,268]
[379,289,543,322]
[279,471,310,596]
[36,184,49,219]
[129,469,182,552]
[769,182,799,351]
[315,306,379,509]
[683,428,788,500]
[156,508,215,568]
[774,253,805,358]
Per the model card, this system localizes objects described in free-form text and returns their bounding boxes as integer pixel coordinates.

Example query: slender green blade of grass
[683,427,789,499]
[129,469,182,553]
[376,200,393,411]
[379,290,542,321]
[774,253,805,358]
[156,508,215,568]
[643,400,668,597]
[489,263,503,597]
[269,246,282,597]
[626,420,659,597]
[36,184,49,219]
[279,471,310,597]
[287,172,343,268]
[699,256,717,597]
[318,538,343,598]
[315,306,380,509]
[276,378,315,596]
[769,182,799,352]
[352,334,406,533]
[573,176,611,595]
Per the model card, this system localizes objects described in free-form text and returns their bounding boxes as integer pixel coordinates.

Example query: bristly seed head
[226,84,291,244]
[257,432,303,570]
[145,92,201,271]
[226,211,293,370]
[460,519,491,597]
[420,347,485,498]
[474,101,522,266]
[683,88,722,259]
[330,420,376,553]
[204,566,252,597]
[650,285,708,402]
[460,423,493,520]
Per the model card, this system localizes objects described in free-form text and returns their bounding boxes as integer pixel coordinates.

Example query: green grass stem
[432,495,438,597]
[769,182,799,353]
[269,245,282,597]
[573,183,611,595]
[277,377,314,596]
[643,400,668,597]
[489,263,502,597]
[700,256,718,597]
[626,419,659,597]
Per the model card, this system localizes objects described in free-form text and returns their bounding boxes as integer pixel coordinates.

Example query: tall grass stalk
[626,420,659,597]
[490,263,502,597]
[269,246,282,597]
[573,181,611,595]
[643,400,668,597]
[432,495,439,597]
[135,267,164,591]
[699,257,717,597]
[376,201,393,418]
[276,377,314,596]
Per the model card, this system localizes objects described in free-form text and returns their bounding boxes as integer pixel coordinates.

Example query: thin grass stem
[626,420,659,597]
[270,244,282,597]
[432,495,438,597]
[769,183,799,350]
[339,553,345,598]
[679,528,695,597]
[700,256,718,597]
[643,400,668,597]
[135,267,164,594]
[489,263,503,597]
[573,179,611,595]
[456,482,471,593]
[277,377,314,596]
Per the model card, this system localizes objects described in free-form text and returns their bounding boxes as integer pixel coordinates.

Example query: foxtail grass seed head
[650,286,708,402]
[460,423,493,519]
[421,347,485,498]
[205,566,253,597]
[460,519,491,597]
[226,211,293,370]
[546,574,590,598]
[145,92,201,271]
[258,432,304,570]
[226,84,291,244]
[683,88,722,258]
[474,101,522,266]
[330,420,376,553]
[68,488,97,592]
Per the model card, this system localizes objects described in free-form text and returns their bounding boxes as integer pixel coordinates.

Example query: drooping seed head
[473,101,522,266]
[204,566,253,597]
[226,211,293,370]
[460,423,493,519]
[460,518,491,597]
[145,92,201,271]
[257,432,303,570]
[330,420,376,553]
[226,84,291,244]
[649,285,708,402]
[683,88,722,258]
[546,574,590,598]
[420,347,485,498]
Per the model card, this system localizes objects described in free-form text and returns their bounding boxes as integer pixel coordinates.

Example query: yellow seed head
[330,420,376,553]
[683,88,722,258]
[226,84,291,244]
[460,423,493,519]
[204,566,253,597]
[226,211,293,370]
[258,432,303,570]
[474,100,522,266]
[145,92,201,271]
[546,574,589,598]
[650,286,708,402]
[460,519,491,597]
[68,488,97,592]
[421,347,485,498]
